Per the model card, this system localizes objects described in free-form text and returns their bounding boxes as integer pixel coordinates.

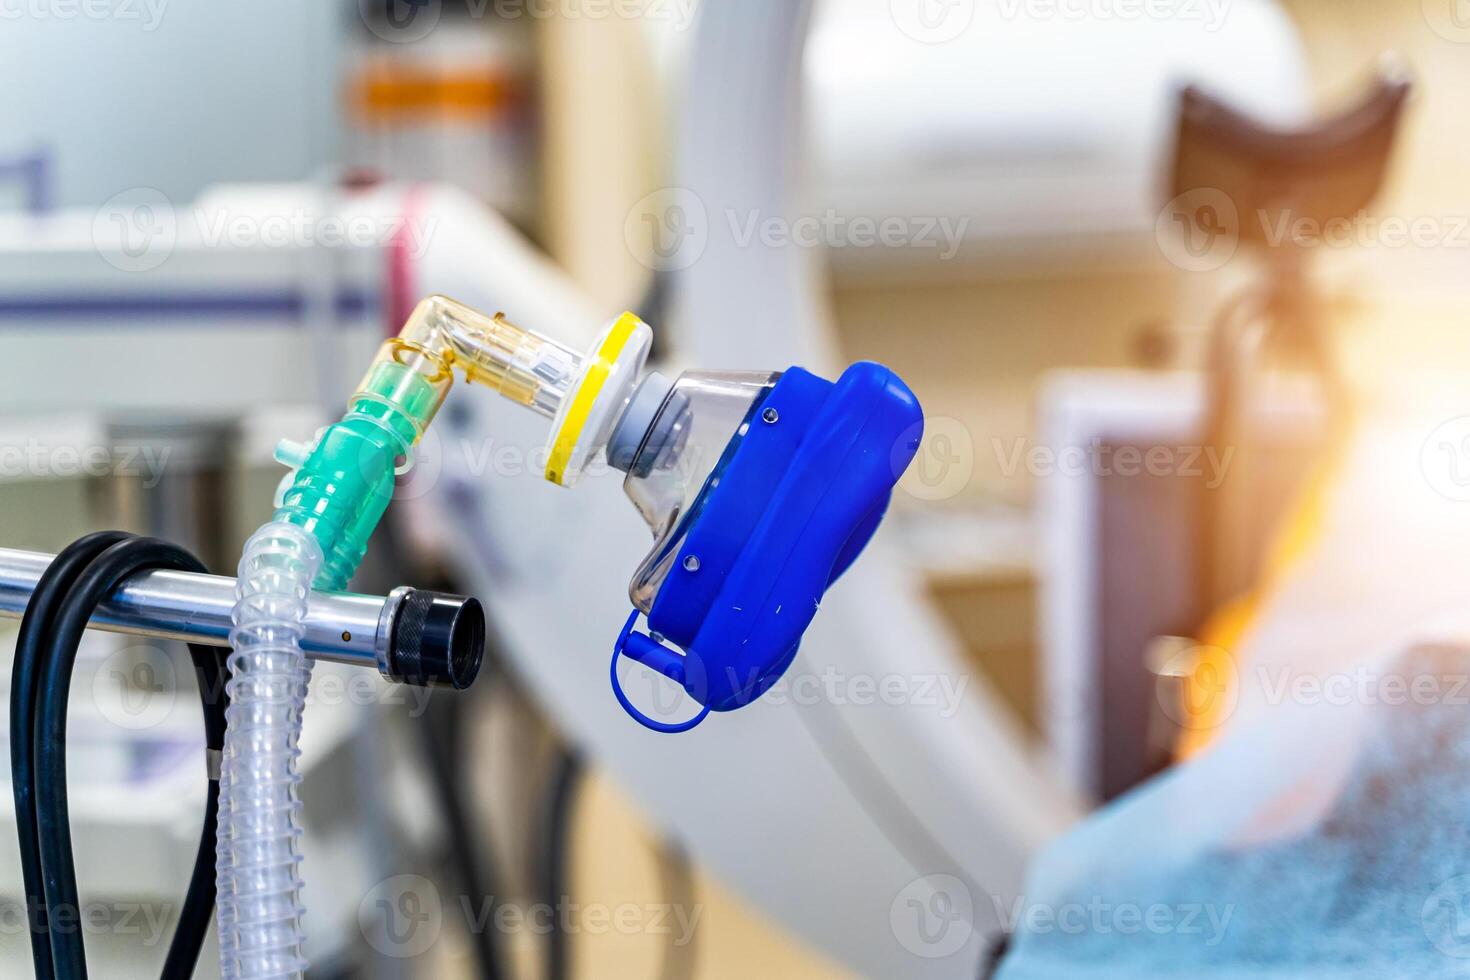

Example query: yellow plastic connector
[366,294,584,432]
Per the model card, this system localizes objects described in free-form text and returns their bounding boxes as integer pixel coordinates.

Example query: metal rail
[0,547,482,687]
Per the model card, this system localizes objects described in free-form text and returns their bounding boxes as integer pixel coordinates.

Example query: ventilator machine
[6,281,922,977]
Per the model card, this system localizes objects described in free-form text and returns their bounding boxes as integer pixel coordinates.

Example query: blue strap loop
[610,610,710,734]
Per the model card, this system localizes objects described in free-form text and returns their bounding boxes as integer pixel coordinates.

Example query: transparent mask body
[624,370,782,613]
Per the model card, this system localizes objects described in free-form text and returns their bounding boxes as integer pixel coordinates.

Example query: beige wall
[1283,0,1470,218]
[537,14,666,310]
[562,773,852,979]
[1277,0,1470,401]
[833,268,1179,508]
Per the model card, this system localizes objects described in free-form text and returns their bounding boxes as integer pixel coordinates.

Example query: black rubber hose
[654,839,697,980]
[9,530,131,980]
[29,536,226,979]
[980,931,1011,979]
[421,692,506,980]
[159,636,230,980]
[374,513,508,980]
[540,747,583,980]
[158,778,221,980]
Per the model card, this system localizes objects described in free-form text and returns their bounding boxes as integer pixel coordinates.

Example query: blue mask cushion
[611,361,923,733]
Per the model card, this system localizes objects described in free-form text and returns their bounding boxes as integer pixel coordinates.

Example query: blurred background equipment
[1042,67,1413,801]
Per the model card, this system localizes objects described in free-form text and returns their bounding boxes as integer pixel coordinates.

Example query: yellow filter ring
[545,312,651,487]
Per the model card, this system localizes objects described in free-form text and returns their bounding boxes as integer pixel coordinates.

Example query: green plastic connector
[275,358,446,592]
[271,293,589,591]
